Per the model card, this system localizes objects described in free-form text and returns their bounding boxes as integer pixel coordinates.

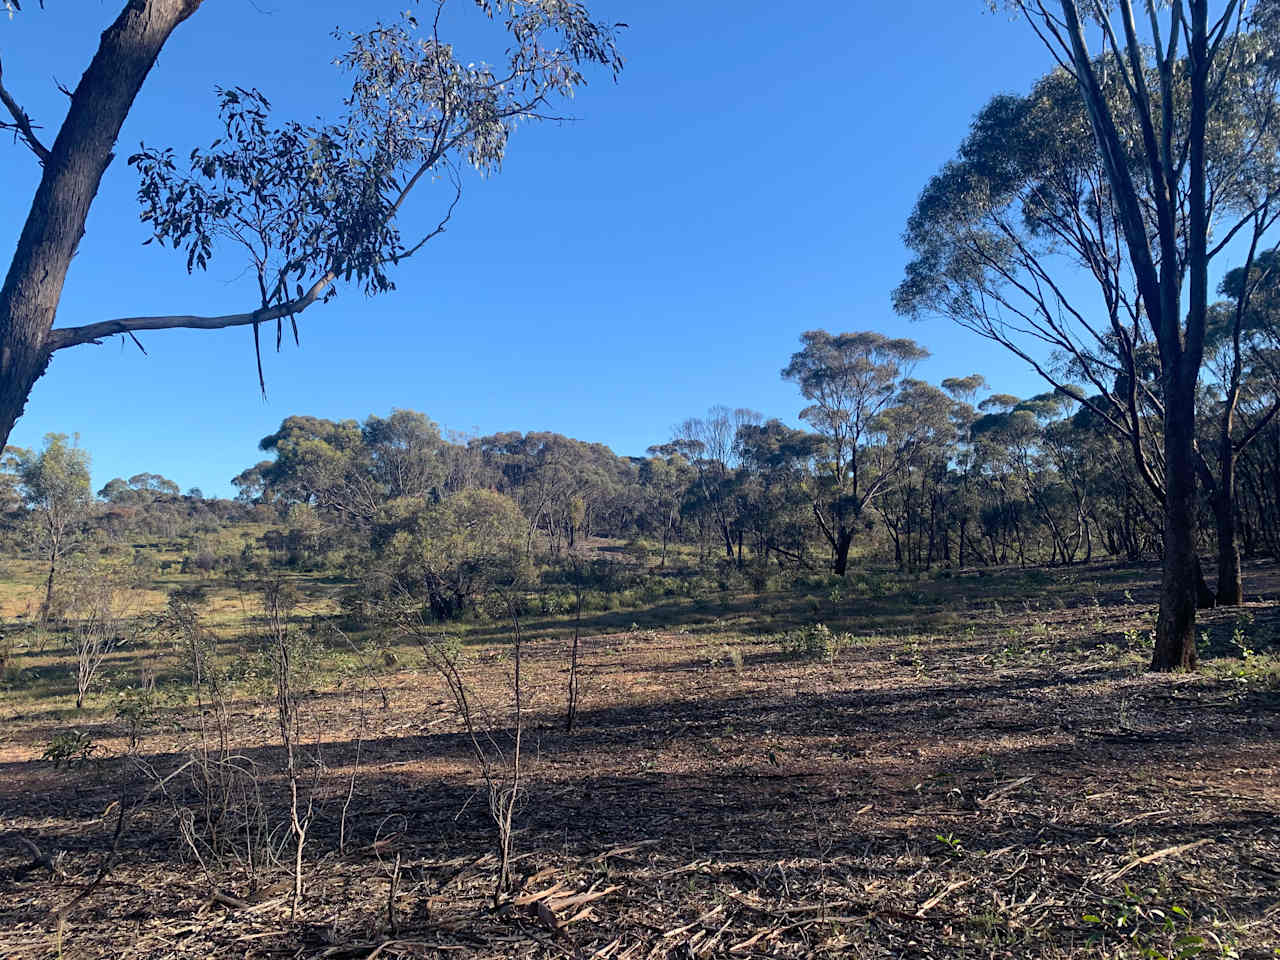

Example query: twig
[1101,838,1213,884]
[917,878,970,917]
[0,56,51,162]
[980,775,1035,805]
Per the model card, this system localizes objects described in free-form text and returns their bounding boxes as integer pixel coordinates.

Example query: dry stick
[497,597,524,894]
[11,834,65,879]
[566,554,583,732]
[55,758,197,931]
[1102,838,1213,885]
[336,623,383,855]
[268,581,309,921]
[392,586,521,896]
[917,878,971,917]
[980,775,1035,805]
[340,684,367,855]
[335,622,391,709]
[387,852,401,935]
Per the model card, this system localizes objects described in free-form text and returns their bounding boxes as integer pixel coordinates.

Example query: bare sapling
[50,726,198,950]
[492,591,524,894]
[67,561,137,710]
[159,591,272,894]
[380,584,527,895]
[160,589,237,860]
[263,577,315,921]
[566,554,584,732]
[328,624,387,854]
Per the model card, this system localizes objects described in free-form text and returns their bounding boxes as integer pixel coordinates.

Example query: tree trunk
[0,0,200,449]
[832,528,853,576]
[1195,554,1217,610]
[41,553,56,621]
[1152,386,1199,671]
[1213,484,1243,606]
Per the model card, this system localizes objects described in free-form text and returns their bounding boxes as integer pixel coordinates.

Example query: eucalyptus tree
[870,380,959,570]
[671,406,761,563]
[995,393,1090,563]
[733,419,820,569]
[639,448,694,569]
[937,376,989,567]
[1199,250,1280,601]
[0,1,622,447]
[362,410,449,503]
[781,331,929,575]
[1236,404,1280,557]
[248,416,381,522]
[970,397,1040,564]
[0,448,23,517]
[479,432,589,557]
[372,487,526,620]
[900,7,1280,667]
[13,433,93,617]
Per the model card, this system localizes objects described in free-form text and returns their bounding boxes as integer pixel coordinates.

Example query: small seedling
[934,832,964,857]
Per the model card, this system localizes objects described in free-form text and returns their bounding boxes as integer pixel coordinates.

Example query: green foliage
[12,433,93,611]
[128,8,621,383]
[41,728,101,768]
[13,433,91,515]
[115,684,159,750]
[1124,624,1156,652]
[781,330,932,573]
[374,487,527,621]
[779,623,850,662]
[934,832,964,857]
[1082,886,1209,960]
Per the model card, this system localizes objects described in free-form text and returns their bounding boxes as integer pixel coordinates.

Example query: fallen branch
[10,833,66,880]
[917,878,970,917]
[980,775,1035,805]
[1101,838,1213,885]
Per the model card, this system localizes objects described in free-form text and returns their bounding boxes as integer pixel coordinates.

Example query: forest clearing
[5,1,1280,958]
[1,559,1277,959]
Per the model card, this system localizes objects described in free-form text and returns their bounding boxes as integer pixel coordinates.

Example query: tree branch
[46,271,336,353]
[48,173,463,355]
[0,56,51,163]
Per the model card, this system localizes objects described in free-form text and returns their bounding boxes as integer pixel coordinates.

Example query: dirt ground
[1,563,1278,959]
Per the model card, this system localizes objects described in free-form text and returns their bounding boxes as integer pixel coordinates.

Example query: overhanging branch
[47,174,463,355]
[46,271,336,353]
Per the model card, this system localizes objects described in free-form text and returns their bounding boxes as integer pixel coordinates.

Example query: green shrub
[779,623,849,662]
[42,729,101,768]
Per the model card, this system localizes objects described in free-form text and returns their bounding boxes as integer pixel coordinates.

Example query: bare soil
[1,563,1278,959]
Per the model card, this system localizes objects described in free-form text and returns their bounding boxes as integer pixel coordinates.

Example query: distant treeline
[4,327,1278,618]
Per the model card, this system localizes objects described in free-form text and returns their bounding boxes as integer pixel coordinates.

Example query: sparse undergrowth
[0,560,1277,959]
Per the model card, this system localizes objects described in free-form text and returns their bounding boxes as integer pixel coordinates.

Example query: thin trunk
[1213,482,1243,605]
[42,551,56,620]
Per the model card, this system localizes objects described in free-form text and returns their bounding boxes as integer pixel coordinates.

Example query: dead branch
[0,56,51,162]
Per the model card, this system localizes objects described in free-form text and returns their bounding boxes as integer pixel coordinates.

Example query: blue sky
[5,2,1069,495]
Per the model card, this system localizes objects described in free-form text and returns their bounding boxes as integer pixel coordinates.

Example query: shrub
[779,623,848,662]
[193,549,220,572]
[42,728,101,767]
